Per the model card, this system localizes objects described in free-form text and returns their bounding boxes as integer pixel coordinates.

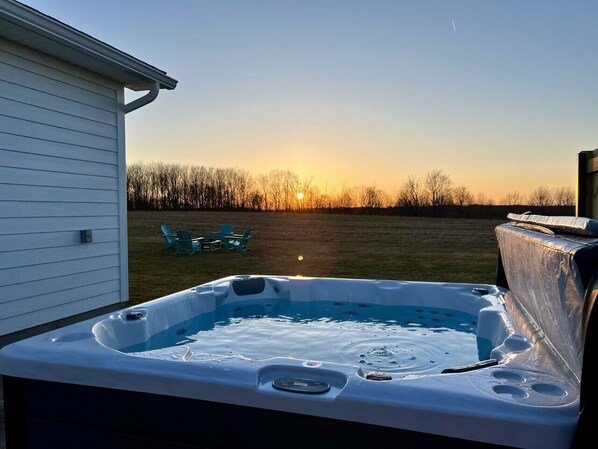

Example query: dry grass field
[127,211,505,306]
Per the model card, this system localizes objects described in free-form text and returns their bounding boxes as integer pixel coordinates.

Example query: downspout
[124,81,160,114]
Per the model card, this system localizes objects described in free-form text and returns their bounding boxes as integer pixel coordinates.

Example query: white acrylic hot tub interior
[88,275,580,449]
[93,276,516,377]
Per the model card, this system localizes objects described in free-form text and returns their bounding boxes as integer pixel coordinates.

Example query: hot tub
[2,215,597,449]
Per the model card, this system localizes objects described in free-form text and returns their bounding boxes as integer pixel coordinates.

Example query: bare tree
[307,184,322,209]
[247,190,263,211]
[203,167,218,209]
[337,185,355,208]
[528,186,553,206]
[187,165,210,209]
[268,169,285,211]
[255,173,270,210]
[315,192,333,210]
[378,190,391,208]
[296,176,314,210]
[126,161,150,210]
[211,168,226,209]
[474,192,495,206]
[425,169,453,206]
[220,167,235,209]
[228,168,253,209]
[552,186,575,206]
[168,164,186,209]
[358,184,384,208]
[397,176,427,207]
[281,170,299,211]
[452,185,474,207]
[500,191,524,206]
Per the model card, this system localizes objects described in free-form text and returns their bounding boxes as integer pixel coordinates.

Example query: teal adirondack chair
[210,224,234,241]
[175,230,201,255]
[224,228,252,252]
[161,224,177,250]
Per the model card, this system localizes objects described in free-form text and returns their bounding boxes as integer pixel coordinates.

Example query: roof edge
[0,0,177,90]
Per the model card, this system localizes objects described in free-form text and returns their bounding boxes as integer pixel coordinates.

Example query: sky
[20,0,598,199]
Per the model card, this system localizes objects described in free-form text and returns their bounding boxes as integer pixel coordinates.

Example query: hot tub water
[123,299,489,376]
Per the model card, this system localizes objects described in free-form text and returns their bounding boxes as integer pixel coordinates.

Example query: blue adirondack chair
[175,230,201,256]
[210,224,234,241]
[161,224,177,250]
[224,228,252,252]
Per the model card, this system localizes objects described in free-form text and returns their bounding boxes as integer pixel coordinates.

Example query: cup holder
[485,369,574,405]
[492,370,525,383]
[531,383,567,397]
[493,385,528,399]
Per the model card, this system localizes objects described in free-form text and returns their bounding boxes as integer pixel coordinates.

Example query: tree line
[126,162,575,216]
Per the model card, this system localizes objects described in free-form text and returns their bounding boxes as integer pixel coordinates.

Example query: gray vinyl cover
[496,222,598,381]
[506,213,598,236]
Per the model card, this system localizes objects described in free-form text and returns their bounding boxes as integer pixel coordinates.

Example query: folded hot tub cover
[497,216,598,382]
[507,213,598,237]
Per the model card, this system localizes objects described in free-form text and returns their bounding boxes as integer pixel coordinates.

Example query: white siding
[0,39,127,335]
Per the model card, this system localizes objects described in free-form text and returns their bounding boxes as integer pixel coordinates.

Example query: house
[0,0,177,338]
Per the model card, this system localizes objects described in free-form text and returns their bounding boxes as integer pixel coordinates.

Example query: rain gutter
[124,81,160,114]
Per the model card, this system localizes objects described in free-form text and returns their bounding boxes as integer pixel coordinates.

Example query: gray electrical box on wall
[80,230,93,243]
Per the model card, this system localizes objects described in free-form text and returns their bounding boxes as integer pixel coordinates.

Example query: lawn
[127,211,505,306]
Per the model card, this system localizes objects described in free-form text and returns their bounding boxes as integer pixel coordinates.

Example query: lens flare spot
[298,255,304,261]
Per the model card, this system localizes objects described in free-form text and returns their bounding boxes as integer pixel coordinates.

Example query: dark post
[577,149,598,219]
